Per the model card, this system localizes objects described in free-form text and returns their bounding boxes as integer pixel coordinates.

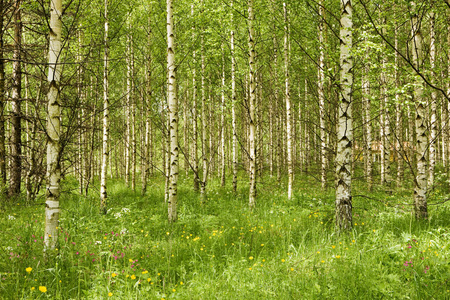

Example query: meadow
[1,172,450,299]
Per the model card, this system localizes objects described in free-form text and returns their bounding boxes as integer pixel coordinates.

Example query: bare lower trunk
[44,0,63,252]
[10,0,22,197]
[318,0,327,190]
[231,23,237,193]
[167,0,178,222]
[335,0,353,232]
[428,12,436,190]
[100,0,109,214]
[284,3,293,199]
[411,4,427,219]
[248,0,257,209]
[0,0,5,192]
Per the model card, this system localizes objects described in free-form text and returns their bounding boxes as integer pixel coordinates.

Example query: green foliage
[1,175,450,299]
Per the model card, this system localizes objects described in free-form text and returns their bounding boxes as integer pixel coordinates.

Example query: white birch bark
[335,0,353,231]
[362,41,372,190]
[44,0,63,251]
[191,4,199,192]
[221,44,226,187]
[0,0,5,191]
[248,0,257,209]
[167,0,178,222]
[318,0,327,190]
[394,25,403,187]
[231,9,237,192]
[10,0,22,197]
[201,33,207,195]
[411,3,427,219]
[428,12,437,190]
[100,0,109,214]
[284,3,293,199]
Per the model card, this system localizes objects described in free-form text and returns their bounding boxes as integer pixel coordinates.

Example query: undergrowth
[1,173,450,299]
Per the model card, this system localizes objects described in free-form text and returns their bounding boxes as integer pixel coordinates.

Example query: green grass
[1,173,450,299]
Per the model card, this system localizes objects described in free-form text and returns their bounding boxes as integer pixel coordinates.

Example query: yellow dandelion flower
[332,245,336,249]
[321,260,325,263]
[131,275,136,280]
[31,287,35,291]
[281,259,285,262]
[180,281,183,285]
[111,273,117,277]
[172,288,176,292]
[142,270,148,274]
[39,286,47,293]
[147,278,151,282]
[290,268,294,271]
[336,255,341,258]
[249,256,253,260]
[26,267,32,273]
[108,292,113,297]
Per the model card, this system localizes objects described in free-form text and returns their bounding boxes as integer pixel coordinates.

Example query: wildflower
[26,267,32,273]
[281,259,285,262]
[336,255,341,259]
[112,273,117,277]
[31,287,35,291]
[142,270,148,274]
[131,275,136,280]
[108,292,113,296]
[180,281,183,285]
[39,286,47,293]
[147,278,151,282]
[332,245,336,249]
[249,256,253,260]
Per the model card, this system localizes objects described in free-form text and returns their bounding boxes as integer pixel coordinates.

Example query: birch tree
[410,2,427,219]
[284,3,293,199]
[167,0,179,222]
[335,0,353,231]
[0,0,5,193]
[248,0,257,209]
[318,0,327,190]
[44,0,63,251]
[10,0,22,197]
[100,0,109,214]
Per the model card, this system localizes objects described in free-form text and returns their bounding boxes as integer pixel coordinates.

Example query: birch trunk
[231,17,237,192]
[411,4,427,219]
[100,0,109,214]
[192,5,199,192]
[0,0,5,192]
[44,0,63,251]
[142,11,152,195]
[125,38,131,186]
[284,3,293,199]
[318,0,327,190]
[428,12,437,190]
[362,43,372,190]
[220,45,226,187]
[201,34,208,196]
[335,0,353,231]
[394,25,403,187]
[167,0,178,222]
[10,0,22,197]
[248,0,257,209]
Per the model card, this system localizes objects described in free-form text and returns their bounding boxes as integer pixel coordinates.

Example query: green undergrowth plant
[1,173,449,299]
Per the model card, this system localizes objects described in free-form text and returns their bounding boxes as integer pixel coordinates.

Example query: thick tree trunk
[248,0,257,209]
[411,4,427,219]
[335,0,353,231]
[44,0,63,252]
[100,0,109,214]
[167,0,178,222]
[10,0,22,197]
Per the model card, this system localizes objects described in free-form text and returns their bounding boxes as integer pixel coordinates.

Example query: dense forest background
[1,0,450,298]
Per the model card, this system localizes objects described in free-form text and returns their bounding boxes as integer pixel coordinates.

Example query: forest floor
[1,171,450,299]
